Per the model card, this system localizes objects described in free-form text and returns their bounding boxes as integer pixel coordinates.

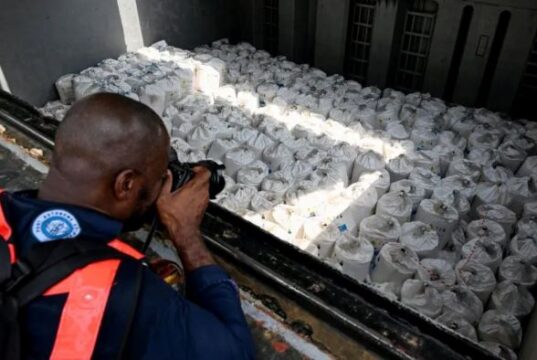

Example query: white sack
[387,155,414,181]
[510,235,537,265]
[482,164,513,184]
[139,83,167,115]
[517,156,537,177]
[498,141,527,172]
[441,286,483,324]
[328,143,358,176]
[498,256,537,287]
[400,279,443,318]
[415,199,459,248]
[432,187,471,220]
[410,128,438,150]
[461,238,503,272]
[207,138,239,162]
[516,216,537,238]
[236,160,270,188]
[249,191,282,214]
[466,219,507,248]
[479,342,517,360]
[478,310,522,349]
[358,215,401,249]
[409,168,441,197]
[55,74,76,105]
[507,176,537,216]
[280,160,313,180]
[351,150,385,183]
[441,175,477,201]
[410,150,441,175]
[455,260,496,303]
[224,146,256,179]
[437,312,478,341]
[490,280,535,319]
[376,191,413,224]
[473,182,512,211]
[390,179,427,211]
[262,142,293,171]
[261,171,295,197]
[523,201,537,217]
[246,132,275,159]
[446,159,481,183]
[370,243,419,293]
[400,222,440,258]
[333,236,374,282]
[357,170,391,198]
[417,258,456,291]
[476,204,517,237]
[233,127,259,145]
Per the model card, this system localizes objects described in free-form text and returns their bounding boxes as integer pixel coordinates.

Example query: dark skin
[38,93,214,272]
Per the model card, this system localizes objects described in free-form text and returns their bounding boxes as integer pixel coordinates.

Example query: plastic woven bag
[370,243,419,293]
[400,222,440,258]
[417,258,456,291]
[499,256,537,287]
[333,236,374,282]
[478,310,522,349]
[401,279,443,318]
[441,286,483,324]
[455,260,496,303]
[358,215,401,249]
[376,191,413,224]
[436,312,478,341]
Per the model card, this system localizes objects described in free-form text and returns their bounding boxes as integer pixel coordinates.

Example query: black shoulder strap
[8,239,131,307]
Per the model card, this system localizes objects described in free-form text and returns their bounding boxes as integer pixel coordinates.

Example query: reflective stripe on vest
[0,189,16,263]
[0,189,145,359]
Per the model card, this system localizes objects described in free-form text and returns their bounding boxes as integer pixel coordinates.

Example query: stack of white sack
[42,39,537,352]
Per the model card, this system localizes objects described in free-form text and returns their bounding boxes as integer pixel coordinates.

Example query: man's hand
[156,167,215,272]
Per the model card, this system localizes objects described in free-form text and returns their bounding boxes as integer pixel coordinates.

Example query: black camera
[168,148,226,199]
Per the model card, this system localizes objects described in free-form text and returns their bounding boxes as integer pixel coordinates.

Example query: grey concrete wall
[0,0,127,106]
[0,0,238,106]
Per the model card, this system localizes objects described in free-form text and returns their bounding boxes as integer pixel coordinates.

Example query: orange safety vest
[0,189,144,360]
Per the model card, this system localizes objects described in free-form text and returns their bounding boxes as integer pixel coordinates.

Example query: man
[0,93,255,359]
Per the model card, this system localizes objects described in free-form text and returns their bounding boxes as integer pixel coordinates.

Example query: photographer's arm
[156,168,254,359]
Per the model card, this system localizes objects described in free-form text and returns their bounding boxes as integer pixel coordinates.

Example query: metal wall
[252,0,537,118]
[0,0,238,106]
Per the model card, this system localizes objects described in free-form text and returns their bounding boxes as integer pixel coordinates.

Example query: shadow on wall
[0,0,240,106]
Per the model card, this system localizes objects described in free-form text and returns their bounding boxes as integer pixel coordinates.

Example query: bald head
[55,93,168,177]
[40,93,170,223]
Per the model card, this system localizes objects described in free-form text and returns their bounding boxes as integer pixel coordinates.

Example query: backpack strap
[8,239,130,307]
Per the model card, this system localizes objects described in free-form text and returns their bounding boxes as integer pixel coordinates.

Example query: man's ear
[114,169,138,201]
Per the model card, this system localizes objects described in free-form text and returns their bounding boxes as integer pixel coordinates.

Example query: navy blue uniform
[0,190,255,359]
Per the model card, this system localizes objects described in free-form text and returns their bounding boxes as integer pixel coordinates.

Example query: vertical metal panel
[513,31,537,119]
[344,0,376,83]
[263,0,279,54]
[393,0,438,93]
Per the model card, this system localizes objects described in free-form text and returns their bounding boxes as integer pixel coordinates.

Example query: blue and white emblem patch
[32,209,81,242]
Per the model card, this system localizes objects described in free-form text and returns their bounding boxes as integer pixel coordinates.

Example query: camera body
[168,148,226,199]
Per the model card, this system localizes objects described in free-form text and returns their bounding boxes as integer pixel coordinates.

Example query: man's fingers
[160,170,174,196]
[191,166,211,188]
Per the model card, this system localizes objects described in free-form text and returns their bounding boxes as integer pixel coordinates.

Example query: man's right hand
[156,167,215,272]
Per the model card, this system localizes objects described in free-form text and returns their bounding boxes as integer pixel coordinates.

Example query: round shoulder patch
[32,209,81,242]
